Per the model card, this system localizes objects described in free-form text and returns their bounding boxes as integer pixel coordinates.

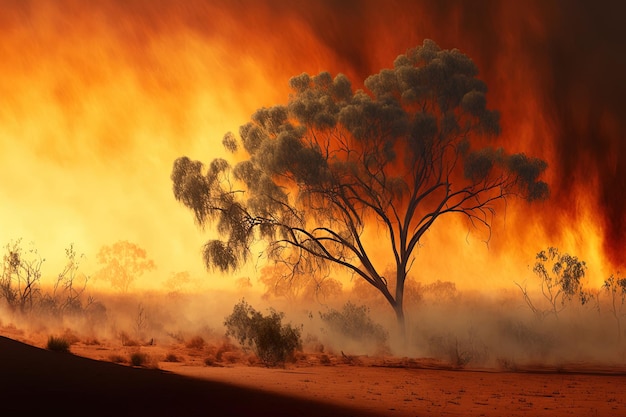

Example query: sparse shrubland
[0,240,103,328]
[2,237,626,374]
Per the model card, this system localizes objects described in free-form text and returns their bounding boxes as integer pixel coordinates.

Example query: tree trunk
[395,268,407,341]
[394,303,406,341]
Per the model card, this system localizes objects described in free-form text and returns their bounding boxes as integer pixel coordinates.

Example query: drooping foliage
[172,40,549,327]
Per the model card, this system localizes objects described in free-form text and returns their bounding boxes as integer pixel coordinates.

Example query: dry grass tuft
[108,354,127,364]
[164,352,180,362]
[47,336,71,353]
[185,335,205,350]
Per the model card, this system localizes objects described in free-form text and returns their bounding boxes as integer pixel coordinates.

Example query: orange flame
[0,0,622,291]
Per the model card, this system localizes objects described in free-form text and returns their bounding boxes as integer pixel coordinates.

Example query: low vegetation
[224,299,302,367]
[515,247,592,320]
[46,335,71,353]
[129,351,149,367]
[320,302,389,352]
[1,239,626,372]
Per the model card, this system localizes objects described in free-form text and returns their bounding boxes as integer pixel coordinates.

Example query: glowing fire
[0,0,622,291]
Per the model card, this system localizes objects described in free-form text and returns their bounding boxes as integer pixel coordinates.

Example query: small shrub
[427,332,488,368]
[61,329,81,345]
[84,338,101,346]
[497,357,518,371]
[222,351,240,363]
[319,354,331,365]
[207,338,236,362]
[47,336,71,353]
[204,355,226,367]
[130,351,149,367]
[185,335,205,350]
[164,353,180,362]
[303,333,324,353]
[320,302,388,348]
[497,319,552,357]
[108,354,127,364]
[224,299,302,367]
[167,331,185,343]
[119,331,139,347]
[340,351,362,366]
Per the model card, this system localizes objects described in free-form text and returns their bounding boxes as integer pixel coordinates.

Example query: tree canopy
[95,241,156,293]
[171,39,548,328]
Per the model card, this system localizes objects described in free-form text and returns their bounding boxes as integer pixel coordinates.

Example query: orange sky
[1,0,624,291]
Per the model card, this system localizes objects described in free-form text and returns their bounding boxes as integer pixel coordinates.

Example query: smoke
[533,1,626,266]
[2,0,623,285]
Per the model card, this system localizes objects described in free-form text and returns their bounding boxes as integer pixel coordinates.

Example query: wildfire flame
[0,0,623,290]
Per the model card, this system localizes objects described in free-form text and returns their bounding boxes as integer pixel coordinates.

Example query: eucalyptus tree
[171,39,548,331]
[94,241,156,293]
[516,247,590,320]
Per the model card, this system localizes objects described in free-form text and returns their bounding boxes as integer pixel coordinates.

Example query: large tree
[171,40,548,330]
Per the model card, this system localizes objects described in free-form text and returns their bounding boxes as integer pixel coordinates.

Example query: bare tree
[0,240,44,313]
[171,40,548,332]
[50,244,91,314]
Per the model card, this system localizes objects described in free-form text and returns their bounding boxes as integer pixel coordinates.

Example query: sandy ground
[161,362,626,417]
[2,326,626,417]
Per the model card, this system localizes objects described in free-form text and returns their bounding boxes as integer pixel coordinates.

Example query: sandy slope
[2,333,626,417]
[0,336,381,417]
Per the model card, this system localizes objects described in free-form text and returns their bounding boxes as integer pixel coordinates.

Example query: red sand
[162,360,626,417]
[2,333,625,417]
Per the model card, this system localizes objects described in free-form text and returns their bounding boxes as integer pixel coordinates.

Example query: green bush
[46,336,71,353]
[224,299,302,367]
